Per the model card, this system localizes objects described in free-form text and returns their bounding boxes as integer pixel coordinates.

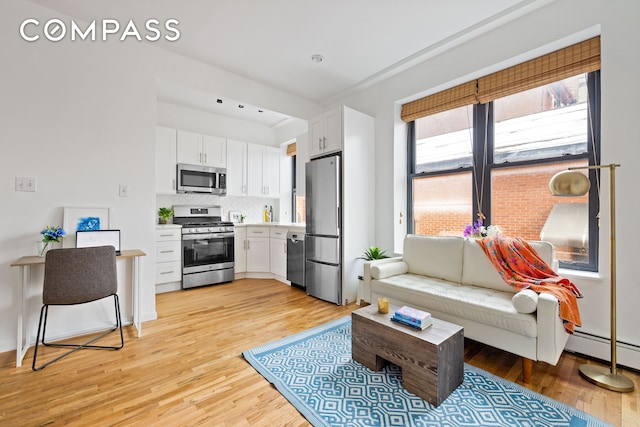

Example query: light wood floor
[1,279,638,426]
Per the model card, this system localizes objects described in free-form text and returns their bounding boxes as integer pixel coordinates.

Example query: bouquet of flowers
[40,226,66,256]
[463,219,501,239]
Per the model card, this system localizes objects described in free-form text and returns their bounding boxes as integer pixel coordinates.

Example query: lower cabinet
[269,228,287,278]
[234,225,301,283]
[155,226,182,293]
[234,227,247,274]
[246,227,270,273]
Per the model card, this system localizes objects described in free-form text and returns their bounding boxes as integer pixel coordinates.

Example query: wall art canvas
[62,207,111,248]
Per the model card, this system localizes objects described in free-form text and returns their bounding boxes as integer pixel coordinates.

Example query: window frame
[407,71,601,272]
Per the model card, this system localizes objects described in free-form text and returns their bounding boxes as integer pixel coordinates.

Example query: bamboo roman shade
[401,36,600,122]
[286,143,296,156]
[401,81,478,123]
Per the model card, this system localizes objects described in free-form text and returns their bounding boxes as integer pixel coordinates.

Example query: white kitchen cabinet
[269,228,287,278]
[234,227,247,274]
[177,130,226,168]
[246,227,270,272]
[156,126,177,194]
[226,139,248,196]
[309,107,342,158]
[247,143,281,197]
[155,226,182,293]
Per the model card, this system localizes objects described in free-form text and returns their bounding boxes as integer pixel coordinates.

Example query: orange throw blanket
[478,234,582,334]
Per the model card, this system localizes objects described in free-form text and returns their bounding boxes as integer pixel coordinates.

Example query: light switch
[15,177,36,192]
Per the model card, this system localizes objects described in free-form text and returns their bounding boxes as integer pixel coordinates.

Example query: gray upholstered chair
[32,246,124,371]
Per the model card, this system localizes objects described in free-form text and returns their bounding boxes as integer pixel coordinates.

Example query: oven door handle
[183,232,235,240]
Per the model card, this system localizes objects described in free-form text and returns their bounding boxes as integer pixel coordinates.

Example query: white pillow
[512,289,539,314]
[371,261,409,279]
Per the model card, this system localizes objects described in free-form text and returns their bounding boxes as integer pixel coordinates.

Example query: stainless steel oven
[173,205,234,289]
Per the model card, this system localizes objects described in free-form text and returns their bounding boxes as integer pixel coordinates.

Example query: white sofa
[362,235,569,383]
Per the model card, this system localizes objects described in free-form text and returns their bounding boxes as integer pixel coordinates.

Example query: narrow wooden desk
[10,249,146,368]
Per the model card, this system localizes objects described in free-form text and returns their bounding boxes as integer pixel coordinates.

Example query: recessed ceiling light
[258,110,263,113]
[311,54,324,63]
[238,105,244,108]
[217,98,223,103]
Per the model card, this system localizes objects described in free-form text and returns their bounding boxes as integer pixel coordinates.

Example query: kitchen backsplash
[156,194,280,224]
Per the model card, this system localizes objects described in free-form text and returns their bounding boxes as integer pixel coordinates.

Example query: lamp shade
[548,170,591,196]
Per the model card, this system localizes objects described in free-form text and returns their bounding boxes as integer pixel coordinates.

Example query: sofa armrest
[536,292,571,365]
[362,257,403,304]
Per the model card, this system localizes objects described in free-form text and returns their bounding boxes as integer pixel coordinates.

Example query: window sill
[558,267,602,283]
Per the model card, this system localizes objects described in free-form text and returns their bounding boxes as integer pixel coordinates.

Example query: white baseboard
[565,331,640,371]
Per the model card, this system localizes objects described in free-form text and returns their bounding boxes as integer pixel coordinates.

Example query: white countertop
[234,222,305,229]
[156,224,182,229]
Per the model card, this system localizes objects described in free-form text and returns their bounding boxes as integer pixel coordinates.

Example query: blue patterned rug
[243,316,611,427]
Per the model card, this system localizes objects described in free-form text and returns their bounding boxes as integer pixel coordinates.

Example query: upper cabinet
[156,126,177,194]
[309,107,342,158]
[226,139,248,196]
[177,130,226,168]
[247,143,281,198]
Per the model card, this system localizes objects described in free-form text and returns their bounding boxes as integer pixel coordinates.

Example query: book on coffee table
[391,316,433,330]
[392,306,432,330]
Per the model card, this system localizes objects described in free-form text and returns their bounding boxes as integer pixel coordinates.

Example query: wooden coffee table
[351,304,464,406]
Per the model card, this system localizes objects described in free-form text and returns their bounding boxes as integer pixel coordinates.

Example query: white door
[176,130,203,164]
[234,228,247,274]
[247,237,269,272]
[246,144,264,197]
[226,139,247,196]
[262,147,281,197]
[202,135,227,168]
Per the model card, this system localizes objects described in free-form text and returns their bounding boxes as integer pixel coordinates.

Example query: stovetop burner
[172,205,234,234]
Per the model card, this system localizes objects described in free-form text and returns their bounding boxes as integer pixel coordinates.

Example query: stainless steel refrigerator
[305,154,341,304]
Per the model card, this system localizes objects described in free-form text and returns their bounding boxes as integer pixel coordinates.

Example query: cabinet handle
[159,234,173,237]
[199,152,202,163]
[318,137,322,150]
[323,136,327,149]
[160,250,174,254]
[204,153,208,164]
[160,271,174,275]
[172,178,175,190]
[247,241,250,250]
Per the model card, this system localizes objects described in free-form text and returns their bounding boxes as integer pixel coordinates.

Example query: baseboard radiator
[565,331,640,372]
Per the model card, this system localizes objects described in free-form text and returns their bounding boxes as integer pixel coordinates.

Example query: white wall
[331,0,640,367]
[0,0,158,351]
[0,0,320,355]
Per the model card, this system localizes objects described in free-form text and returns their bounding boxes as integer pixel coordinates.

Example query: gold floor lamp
[548,164,634,392]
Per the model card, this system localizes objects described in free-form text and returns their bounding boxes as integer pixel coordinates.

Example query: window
[407,72,600,271]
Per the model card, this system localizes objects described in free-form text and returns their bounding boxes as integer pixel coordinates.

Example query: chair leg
[32,305,49,371]
[32,295,124,371]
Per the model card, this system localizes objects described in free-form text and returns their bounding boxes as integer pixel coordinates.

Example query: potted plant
[357,246,390,261]
[158,207,174,224]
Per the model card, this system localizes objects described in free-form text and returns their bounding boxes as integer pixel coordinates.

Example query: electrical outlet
[119,184,128,197]
[15,177,36,192]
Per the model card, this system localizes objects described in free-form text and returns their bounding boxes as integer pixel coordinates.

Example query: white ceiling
[28,0,542,126]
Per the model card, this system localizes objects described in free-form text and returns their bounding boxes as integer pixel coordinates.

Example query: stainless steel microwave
[176,163,227,195]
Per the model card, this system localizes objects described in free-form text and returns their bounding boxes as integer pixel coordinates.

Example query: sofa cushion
[371,261,409,279]
[461,239,556,293]
[403,235,464,283]
[372,274,537,338]
[512,289,539,313]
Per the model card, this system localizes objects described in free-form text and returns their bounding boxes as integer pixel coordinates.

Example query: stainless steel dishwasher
[286,231,305,289]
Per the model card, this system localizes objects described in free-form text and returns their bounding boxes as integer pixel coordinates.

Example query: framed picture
[63,206,111,248]
[229,211,241,223]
